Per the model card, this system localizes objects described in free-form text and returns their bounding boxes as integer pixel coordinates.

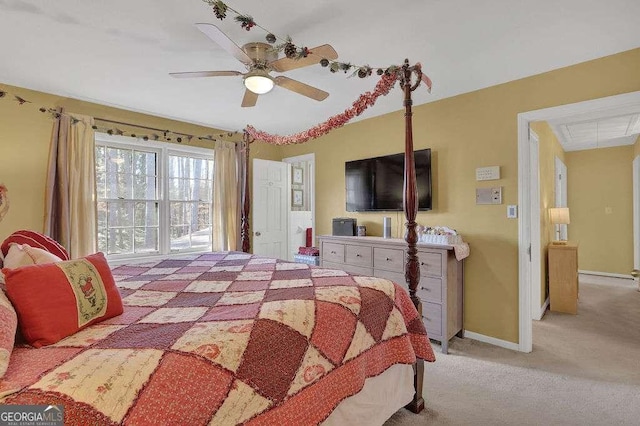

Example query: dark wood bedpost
[400,59,425,414]
[241,132,252,253]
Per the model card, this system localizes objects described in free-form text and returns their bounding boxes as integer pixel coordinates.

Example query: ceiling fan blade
[169,70,243,78]
[269,44,338,72]
[274,76,329,101]
[241,89,258,108]
[195,23,253,65]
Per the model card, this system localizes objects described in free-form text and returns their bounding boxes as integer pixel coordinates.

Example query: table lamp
[549,207,570,244]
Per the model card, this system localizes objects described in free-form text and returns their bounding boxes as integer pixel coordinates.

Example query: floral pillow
[0,289,17,378]
[3,252,123,347]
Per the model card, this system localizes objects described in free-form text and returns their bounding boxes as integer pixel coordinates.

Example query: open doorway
[283,153,316,262]
[517,90,640,352]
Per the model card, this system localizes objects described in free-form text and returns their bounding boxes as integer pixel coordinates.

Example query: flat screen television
[345,148,432,212]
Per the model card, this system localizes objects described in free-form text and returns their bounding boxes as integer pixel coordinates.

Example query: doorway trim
[529,130,541,321]
[555,157,569,240]
[517,90,640,353]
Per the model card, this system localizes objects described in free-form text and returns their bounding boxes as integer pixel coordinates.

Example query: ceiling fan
[170,23,338,107]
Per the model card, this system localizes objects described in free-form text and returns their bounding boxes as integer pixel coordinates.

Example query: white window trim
[95,132,214,261]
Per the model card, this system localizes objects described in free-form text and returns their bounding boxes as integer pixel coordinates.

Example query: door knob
[631,269,639,278]
[255,231,261,236]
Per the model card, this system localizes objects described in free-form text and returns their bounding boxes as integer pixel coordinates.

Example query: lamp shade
[549,207,570,225]
[243,72,274,95]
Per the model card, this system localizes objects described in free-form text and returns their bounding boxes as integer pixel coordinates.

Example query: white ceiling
[548,106,640,151]
[1,0,639,135]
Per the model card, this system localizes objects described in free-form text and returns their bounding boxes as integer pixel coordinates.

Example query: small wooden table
[548,241,579,314]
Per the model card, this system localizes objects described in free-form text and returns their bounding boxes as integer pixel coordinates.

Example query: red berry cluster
[241,21,255,31]
[234,15,256,31]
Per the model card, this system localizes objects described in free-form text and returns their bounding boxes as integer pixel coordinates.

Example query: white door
[252,159,289,259]
[633,156,640,287]
[555,157,568,240]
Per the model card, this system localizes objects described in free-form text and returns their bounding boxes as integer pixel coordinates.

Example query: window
[168,154,213,251]
[95,135,214,258]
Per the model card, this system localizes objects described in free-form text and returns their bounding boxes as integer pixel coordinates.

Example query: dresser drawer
[321,260,345,270]
[422,301,442,338]
[341,264,373,276]
[322,242,345,264]
[373,247,405,272]
[345,245,372,267]
[374,269,406,289]
[322,261,371,277]
[417,277,442,302]
[419,251,443,277]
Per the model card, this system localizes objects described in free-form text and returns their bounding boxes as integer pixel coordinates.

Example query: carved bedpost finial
[400,60,423,306]
[399,60,426,415]
[241,131,253,253]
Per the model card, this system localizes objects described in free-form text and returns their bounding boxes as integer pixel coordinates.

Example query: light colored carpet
[385,279,640,425]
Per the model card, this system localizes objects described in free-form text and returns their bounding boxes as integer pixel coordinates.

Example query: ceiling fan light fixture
[244,71,274,94]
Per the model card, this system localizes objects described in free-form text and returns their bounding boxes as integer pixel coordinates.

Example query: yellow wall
[279,48,640,343]
[2,48,639,344]
[566,145,634,274]
[530,121,566,305]
[0,83,280,242]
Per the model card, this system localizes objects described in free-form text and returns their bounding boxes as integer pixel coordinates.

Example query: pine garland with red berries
[200,0,432,87]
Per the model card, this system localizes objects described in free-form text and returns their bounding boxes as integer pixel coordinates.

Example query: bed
[1,251,434,425]
[1,60,432,425]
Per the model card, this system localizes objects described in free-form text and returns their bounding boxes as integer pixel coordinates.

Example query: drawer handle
[420,262,426,266]
[356,254,362,257]
[330,251,336,254]
[421,286,430,291]
[424,316,431,321]
[386,257,391,261]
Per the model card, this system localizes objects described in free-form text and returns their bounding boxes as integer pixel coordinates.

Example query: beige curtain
[212,140,240,251]
[44,112,97,258]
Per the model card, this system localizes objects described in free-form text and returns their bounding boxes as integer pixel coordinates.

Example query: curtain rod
[93,116,242,144]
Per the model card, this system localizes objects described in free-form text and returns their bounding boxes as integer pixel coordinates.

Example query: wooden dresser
[548,242,579,314]
[318,235,464,353]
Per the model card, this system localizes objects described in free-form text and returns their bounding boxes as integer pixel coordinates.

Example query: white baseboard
[578,270,635,287]
[463,330,520,351]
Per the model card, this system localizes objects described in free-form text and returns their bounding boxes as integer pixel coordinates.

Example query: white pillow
[3,243,63,269]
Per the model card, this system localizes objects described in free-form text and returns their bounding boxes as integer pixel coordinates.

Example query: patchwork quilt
[1,252,435,425]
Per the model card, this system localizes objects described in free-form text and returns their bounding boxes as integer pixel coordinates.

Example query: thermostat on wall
[476,166,500,181]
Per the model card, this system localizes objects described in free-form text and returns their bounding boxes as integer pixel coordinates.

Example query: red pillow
[1,230,70,261]
[3,252,123,347]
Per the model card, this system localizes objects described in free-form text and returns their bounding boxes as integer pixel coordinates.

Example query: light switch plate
[476,187,502,204]
[507,205,518,218]
[476,166,500,181]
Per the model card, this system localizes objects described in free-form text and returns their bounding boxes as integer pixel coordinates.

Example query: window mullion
[159,145,170,255]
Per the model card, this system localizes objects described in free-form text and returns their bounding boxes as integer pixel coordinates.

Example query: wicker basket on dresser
[318,235,464,354]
